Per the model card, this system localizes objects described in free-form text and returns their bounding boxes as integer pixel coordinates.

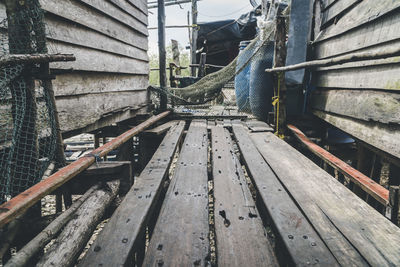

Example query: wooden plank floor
[78,114,400,266]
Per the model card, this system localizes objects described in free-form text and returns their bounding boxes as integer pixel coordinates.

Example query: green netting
[0,0,60,203]
[149,21,276,106]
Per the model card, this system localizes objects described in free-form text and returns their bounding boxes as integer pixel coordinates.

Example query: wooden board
[143,120,210,266]
[76,0,148,34]
[313,110,400,159]
[108,0,148,25]
[232,122,339,266]
[49,41,148,74]
[311,89,400,124]
[52,73,148,96]
[56,90,147,133]
[315,10,400,58]
[144,121,179,135]
[251,132,400,266]
[321,0,339,11]
[316,0,400,42]
[314,62,400,91]
[45,14,148,61]
[211,125,278,266]
[40,0,148,50]
[79,121,185,267]
[126,0,148,15]
[321,0,361,26]
[246,120,274,132]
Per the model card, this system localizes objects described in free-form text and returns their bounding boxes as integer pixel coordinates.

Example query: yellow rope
[272,72,285,139]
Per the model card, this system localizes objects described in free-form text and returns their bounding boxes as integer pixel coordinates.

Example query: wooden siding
[310,0,400,159]
[0,0,149,136]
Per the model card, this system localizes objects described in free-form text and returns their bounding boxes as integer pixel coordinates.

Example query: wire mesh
[0,0,60,203]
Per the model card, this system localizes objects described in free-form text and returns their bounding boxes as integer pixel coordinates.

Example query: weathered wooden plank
[52,73,148,96]
[108,0,148,25]
[316,0,400,42]
[211,125,278,266]
[45,14,148,61]
[321,0,361,26]
[246,120,274,132]
[40,0,148,50]
[57,90,148,133]
[231,122,349,266]
[36,181,120,267]
[143,120,209,266]
[251,132,400,266]
[76,0,148,34]
[311,89,400,124]
[79,122,185,267]
[313,110,400,159]
[49,41,148,74]
[144,120,179,135]
[321,0,339,11]
[126,0,148,15]
[314,62,400,91]
[315,9,400,58]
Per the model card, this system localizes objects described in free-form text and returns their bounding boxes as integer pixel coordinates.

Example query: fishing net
[150,21,276,106]
[0,0,61,203]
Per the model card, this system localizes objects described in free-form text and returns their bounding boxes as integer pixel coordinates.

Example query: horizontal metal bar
[0,111,170,228]
[288,124,389,205]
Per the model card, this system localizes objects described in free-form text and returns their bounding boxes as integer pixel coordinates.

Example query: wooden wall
[310,0,400,160]
[0,0,149,138]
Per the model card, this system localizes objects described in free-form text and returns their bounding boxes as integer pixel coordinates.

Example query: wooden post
[171,39,181,75]
[389,186,400,225]
[191,0,198,77]
[198,53,207,77]
[158,0,167,110]
[273,13,287,137]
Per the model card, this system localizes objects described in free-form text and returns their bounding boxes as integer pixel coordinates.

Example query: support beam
[191,0,198,76]
[158,0,168,110]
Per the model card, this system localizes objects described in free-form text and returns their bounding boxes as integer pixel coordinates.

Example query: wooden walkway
[78,116,400,266]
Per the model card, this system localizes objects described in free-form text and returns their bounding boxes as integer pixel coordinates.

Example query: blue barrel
[234,41,253,113]
[249,39,274,120]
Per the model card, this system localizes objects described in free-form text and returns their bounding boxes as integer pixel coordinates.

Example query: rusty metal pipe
[0,111,170,228]
[288,124,389,205]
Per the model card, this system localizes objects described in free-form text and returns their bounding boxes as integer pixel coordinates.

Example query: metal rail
[0,111,171,228]
[288,124,389,205]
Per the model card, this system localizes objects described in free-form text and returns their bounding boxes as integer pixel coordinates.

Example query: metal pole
[158,0,167,110]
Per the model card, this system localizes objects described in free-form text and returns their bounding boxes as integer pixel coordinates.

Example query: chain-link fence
[0,0,61,203]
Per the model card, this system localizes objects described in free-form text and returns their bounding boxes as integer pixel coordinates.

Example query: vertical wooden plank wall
[0,0,150,137]
[310,0,400,160]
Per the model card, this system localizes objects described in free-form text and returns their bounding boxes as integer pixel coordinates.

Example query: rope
[272,72,284,139]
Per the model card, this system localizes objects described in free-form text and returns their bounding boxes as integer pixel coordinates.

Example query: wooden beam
[232,122,338,265]
[251,131,400,266]
[190,0,198,76]
[211,125,278,266]
[79,121,185,266]
[4,185,100,267]
[142,120,209,266]
[36,181,120,267]
[158,0,167,110]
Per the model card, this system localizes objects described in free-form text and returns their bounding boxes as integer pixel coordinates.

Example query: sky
[147,0,258,55]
